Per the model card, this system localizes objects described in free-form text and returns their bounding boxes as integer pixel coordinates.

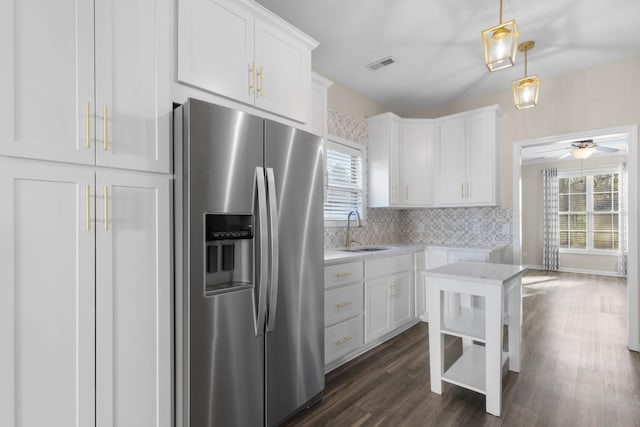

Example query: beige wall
[327,80,389,120]
[522,156,625,273]
[410,55,640,209]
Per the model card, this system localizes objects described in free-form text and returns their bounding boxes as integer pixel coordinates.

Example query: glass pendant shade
[482,19,519,71]
[571,147,596,159]
[512,75,540,110]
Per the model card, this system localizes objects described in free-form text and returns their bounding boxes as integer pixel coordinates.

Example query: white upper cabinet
[402,122,436,206]
[309,73,333,137]
[434,106,501,206]
[94,0,171,172]
[0,0,171,172]
[178,0,318,123]
[368,115,435,208]
[368,114,402,207]
[0,0,94,165]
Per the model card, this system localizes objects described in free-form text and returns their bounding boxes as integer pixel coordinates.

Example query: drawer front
[325,283,363,327]
[325,262,363,289]
[365,254,412,278]
[325,316,363,364]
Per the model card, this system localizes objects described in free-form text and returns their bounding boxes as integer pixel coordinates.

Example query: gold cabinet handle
[336,301,352,309]
[248,62,255,95]
[336,336,353,346]
[85,184,91,231]
[335,272,352,278]
[461,183,464,199]
[104,186,109,231]
[466,182,470,199]
[103,106,108,151]
[257,65,263,96]
[85,102,91,148]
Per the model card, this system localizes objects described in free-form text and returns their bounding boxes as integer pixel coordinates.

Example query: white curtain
[618,162,628,276]
[542,168,559,270]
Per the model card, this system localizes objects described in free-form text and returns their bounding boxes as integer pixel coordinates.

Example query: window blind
[324,141,364,221]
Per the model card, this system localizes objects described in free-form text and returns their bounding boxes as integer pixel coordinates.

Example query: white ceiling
[521,133,628,163]
[254,0,640,115]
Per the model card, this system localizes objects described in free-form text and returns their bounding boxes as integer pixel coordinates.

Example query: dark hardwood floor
[285,270,640,426]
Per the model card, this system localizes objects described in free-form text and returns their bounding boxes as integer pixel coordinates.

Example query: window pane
[593,193,612,211]
[593,232,613,250]
[559,195,569,211]
[569,232,586,249]
[593,174,612,192]
[570,194,586,211]
[613,213,619,229]
[613,174,619,191]
[559,178,569,193]
[593,214,613,230]
[325,143,363,221]
[560,231,568,248]
[614,193,619,211]
[613,233,619,250]
[559,214,568,230]
[570,176,586,192]
[569,214,586,230]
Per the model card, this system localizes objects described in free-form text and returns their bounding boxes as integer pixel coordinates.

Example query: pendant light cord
[499,0,503,24]
[524,49,528,77]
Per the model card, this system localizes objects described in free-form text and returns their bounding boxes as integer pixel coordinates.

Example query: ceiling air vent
[366,56,395,71]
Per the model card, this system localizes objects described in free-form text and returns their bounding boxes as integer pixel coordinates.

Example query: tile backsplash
[324,206,512,248]
[323,109,512,249]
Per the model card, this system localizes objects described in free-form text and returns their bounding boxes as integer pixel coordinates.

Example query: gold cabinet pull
[85,184,91,231]
[466,182,470,199]
[335,272,352,278]
[85,102,91,148]
[257,65,263,96]
[103,106,108,151]
[336,336,353,346]
[461,183,464,199]
[104,186,109,231]
[336,301,352,309]
[248,62,255,95]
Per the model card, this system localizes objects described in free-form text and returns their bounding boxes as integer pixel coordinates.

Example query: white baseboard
[524,264,623,278]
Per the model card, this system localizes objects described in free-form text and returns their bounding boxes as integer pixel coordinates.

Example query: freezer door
[181,99,266,426]
[265,122,325,426]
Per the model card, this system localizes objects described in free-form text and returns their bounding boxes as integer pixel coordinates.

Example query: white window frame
[558,166,620,255]
[324,135,367,226]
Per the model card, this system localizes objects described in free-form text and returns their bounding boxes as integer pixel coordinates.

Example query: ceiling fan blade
[559,152,572,159]
[595,146,619,153]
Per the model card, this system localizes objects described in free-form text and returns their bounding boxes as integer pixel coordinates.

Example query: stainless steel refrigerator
[174,99,325,427]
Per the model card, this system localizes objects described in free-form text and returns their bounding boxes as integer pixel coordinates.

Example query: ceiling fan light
[512,74,540,110]
[571,147,596,160]
[482,20,519,72]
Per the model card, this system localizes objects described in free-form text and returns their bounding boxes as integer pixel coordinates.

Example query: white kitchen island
[426,262,527,417]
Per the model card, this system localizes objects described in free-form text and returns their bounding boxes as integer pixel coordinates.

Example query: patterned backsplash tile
[323,108,512,249]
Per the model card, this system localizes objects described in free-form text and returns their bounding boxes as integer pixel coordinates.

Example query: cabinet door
[389,119,402,205]
[0,158,95,427]
[254,18,311,123]
[402,122,435,206]
[0,0,94,164]
[178,0,254,105]
[436,117,466,205]
[391,272,413,325]
[465,110,497,205]
[96,170,171,427]
[95,0,171,172]
[364,278,391,342]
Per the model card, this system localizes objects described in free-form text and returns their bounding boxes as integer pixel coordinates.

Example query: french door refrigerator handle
[255,167,269,336]
[266,167,279,332]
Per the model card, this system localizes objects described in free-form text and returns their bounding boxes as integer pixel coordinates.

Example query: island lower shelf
[442,343,509,394]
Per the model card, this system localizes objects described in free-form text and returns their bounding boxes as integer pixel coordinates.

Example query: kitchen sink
[342,247,389,253]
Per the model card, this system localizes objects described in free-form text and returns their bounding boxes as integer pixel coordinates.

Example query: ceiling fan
[538,139,620,160]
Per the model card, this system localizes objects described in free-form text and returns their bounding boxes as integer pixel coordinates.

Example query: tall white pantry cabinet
[0,1,172,427]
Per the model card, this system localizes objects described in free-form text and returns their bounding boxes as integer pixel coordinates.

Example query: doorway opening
[512,125,639,352]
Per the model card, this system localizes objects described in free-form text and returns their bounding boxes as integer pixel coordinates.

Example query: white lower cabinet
[0,158,171,427]
[324,252,418,372]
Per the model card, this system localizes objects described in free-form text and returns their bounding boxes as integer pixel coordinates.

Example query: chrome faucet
[345,210,362,248]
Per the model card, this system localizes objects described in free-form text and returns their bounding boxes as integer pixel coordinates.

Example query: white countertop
[424,262,527,284]
[324,243,508,265]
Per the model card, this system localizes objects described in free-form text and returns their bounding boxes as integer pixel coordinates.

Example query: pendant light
[512,41,541,110]
[481,0,519,72]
